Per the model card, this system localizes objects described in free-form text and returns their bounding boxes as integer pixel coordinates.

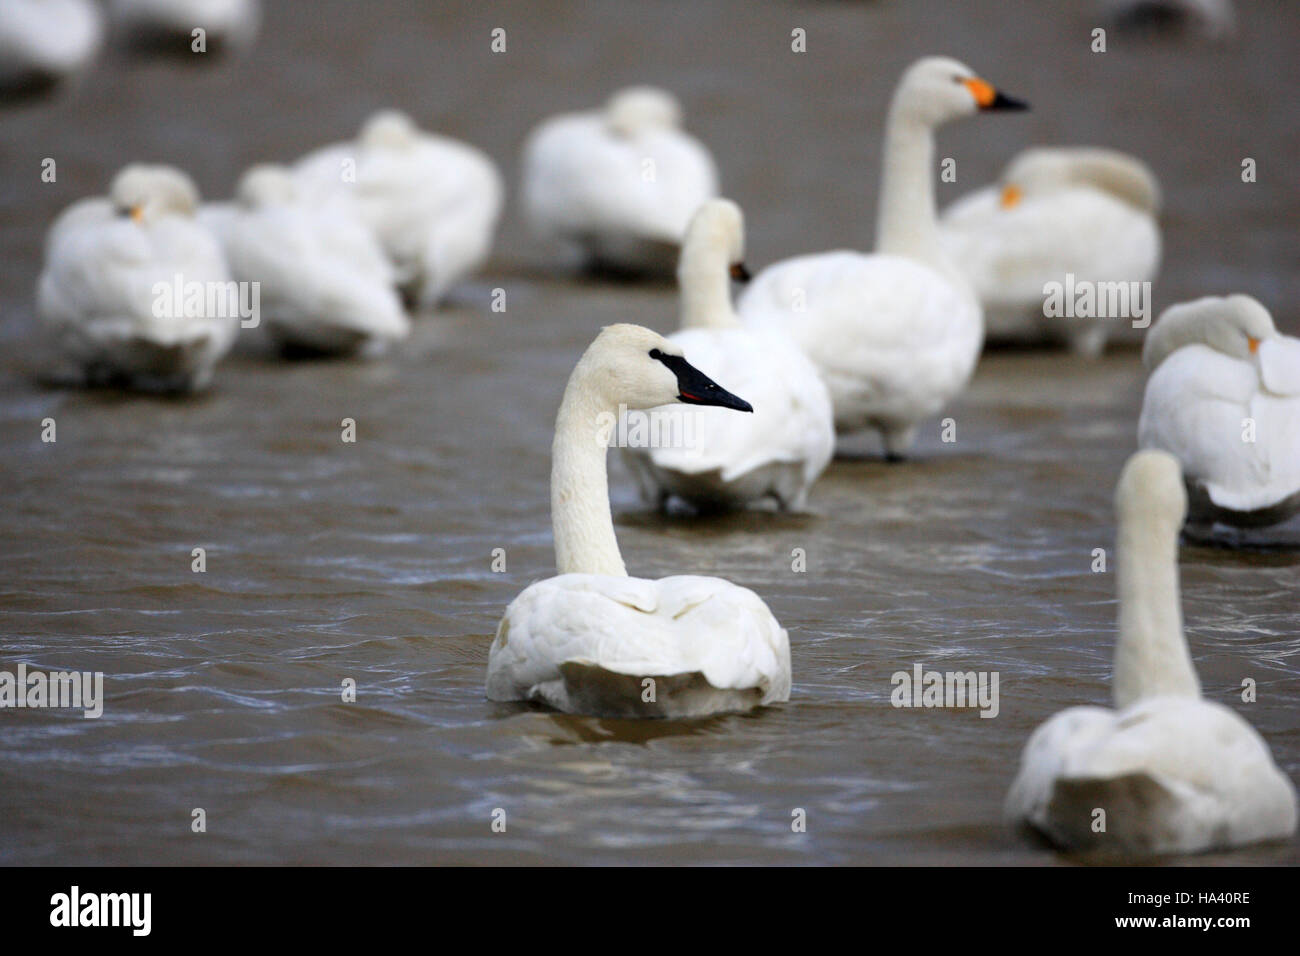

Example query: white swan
[37,164,238,392]
[738,56,1027,458]
[202,164,408,355]
[486,324,792,717]
[1101,0,1236,39]
[521,86,719,275]
[0,0,102,92]
[108,0,260,51]
[619,199,834,511]
[939,147,1162,357]
[1138,294,1300,529]
[295,109,503,310]
[1005,450,1297,855]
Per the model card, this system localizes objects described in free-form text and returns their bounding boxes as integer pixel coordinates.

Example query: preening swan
[738,56,1027,458]
[486,324,792,717]
[0,0,102,93]
[1138,294,1300,529]
[620,199,834,511]
[295,109,504,309]
[109,0,260,51]
[37,164,238,393]
[1005,450,1298,855]
[203,164,408,355]
[521,86,720,275]
[939,147,1162,357]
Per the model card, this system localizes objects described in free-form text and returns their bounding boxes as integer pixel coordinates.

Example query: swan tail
[549,662,762,718]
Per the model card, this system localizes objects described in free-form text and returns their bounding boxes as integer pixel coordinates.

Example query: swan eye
[649,348,663,360]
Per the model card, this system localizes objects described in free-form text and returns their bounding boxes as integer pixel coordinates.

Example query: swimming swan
[1005,450,1298,855]
[205,164,408,355]
[295,109,504,309]
[939,147,1162,356]
[37,164,238,392]
[0,0,103,93]
[620,198,834,511]
[486,324,792,717]
[1138,294,1300,529]
[738,56,1027,458]
[521,86,719,275]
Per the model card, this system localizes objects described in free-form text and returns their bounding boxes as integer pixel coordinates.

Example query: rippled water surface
[1,0,1298,865]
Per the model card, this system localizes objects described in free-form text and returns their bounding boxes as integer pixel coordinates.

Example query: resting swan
[939,147,1162,357]
[0,0,103,93]
[1005,450,1298,855]
[295,109,504,309]
[521,86,719,276]
[1138,294,1300,529]
[37,164,238,393]
[619,199,834,511]
[203,164,408,355]
[486,324,792,717]
[738,56,1027,458]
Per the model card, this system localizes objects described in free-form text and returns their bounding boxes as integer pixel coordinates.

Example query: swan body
[1138,295,1300,528]
[1005,450,1297,855]
[109,0,260,50]
[619,200,834,511]
[521,86,719,275]
[0,0,103,91]
[738,57,1027,457]
[295,110,503,309]
[487,324,791,717]
[203,165,408,355]
[37,164,238,392]
[939,147,1162,356]
[1102,0,1236,39]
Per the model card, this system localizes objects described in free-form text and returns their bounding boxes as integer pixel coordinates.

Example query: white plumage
[619,199,834,511]
[37,164,238,392]
[295,109,503,309]
[521,86,719,275]
[0,0,102,91]
[1138,294,1300,527]
[738,56,1028,458]
[940,147,1162,356]
[1005,450,1297,855]
[202,164,408,355]
[487,324,792,718]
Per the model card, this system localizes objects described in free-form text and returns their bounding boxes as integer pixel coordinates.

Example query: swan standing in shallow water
[37,164,238,393]
[203,165,408,356]
[521,86,719,276]
[620,199,834,511]
[0,0,103,94]
[487,324,792,717]
[295,110,503,309]
[1005,450,1297,855]
[939,147,1162,357]
[1138,294,1300,531]
[738,57,1027,459]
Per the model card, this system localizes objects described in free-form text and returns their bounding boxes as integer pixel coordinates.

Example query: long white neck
[550,373,627,577]
[874,104,943,269]
[678,238,738,331]
[1113,510,1200,709]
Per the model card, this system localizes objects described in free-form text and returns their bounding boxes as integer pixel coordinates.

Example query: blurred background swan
[522,85,719,277]
[0,0,103,96]
[109,0,261,52]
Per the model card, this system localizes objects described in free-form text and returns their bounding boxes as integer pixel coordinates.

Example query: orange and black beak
[729,262,752,283]
[963,77,1029,112]
[129,205,145,223]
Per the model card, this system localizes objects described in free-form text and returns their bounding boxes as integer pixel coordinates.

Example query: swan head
[574,324,752,413]
[679,198,748,282]
[605,86,683,137]
[109,164,200,223]
[360,109,419,149]
[234,164,299,208]
[999,147,1162,213]
[1116,449,1187,537]
[890,56,1028,127]
[1143,294,1277,369]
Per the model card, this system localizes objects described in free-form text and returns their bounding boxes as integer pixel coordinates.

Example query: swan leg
[881,425,917,462]
[1068,324,1109,359]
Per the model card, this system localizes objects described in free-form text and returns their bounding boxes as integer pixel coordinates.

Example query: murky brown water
[1,0,1297,865]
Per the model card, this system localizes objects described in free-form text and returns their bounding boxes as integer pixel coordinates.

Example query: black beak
[729,262,752,283]
[983,90,1029,111]
[652,350,753,412]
